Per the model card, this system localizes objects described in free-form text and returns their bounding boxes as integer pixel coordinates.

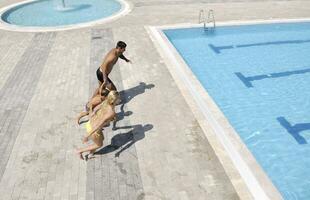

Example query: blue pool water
[164,22,310,199]
[1,0,121,27]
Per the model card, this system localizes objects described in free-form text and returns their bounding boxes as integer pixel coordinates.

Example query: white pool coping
[147,18,310,200]
[0,0,131,32]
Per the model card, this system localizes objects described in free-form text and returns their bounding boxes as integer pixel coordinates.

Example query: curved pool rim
[0,0,131,32]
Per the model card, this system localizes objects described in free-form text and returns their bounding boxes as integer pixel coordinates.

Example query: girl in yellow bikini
[76,90,118,160]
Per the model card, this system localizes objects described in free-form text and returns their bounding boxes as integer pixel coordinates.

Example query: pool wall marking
[145,19,310,200]
[0,0,131,32]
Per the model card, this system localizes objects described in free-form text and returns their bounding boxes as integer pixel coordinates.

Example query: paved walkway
[0,0,310,200]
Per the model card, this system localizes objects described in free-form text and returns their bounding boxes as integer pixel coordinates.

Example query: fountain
[0,0,130,31]
[54,0,77,12]
[61,0,65,8]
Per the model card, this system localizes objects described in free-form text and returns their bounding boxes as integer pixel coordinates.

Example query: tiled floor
[0,1,309,199]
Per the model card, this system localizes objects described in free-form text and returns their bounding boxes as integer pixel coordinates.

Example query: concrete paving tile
[1,1,310,200]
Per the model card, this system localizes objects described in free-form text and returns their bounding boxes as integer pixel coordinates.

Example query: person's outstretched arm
[119,54,131,63]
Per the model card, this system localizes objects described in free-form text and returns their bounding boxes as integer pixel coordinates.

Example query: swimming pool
[162,22,310,199]
[0,0,130,31]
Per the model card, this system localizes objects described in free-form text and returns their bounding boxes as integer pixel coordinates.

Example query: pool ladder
[198,9,216,32]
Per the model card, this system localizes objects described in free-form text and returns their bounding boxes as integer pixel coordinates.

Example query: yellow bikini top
[85,121,92,133]
[88,102,115,128]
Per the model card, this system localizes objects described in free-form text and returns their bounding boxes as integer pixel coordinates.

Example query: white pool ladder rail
[198,9,216,31]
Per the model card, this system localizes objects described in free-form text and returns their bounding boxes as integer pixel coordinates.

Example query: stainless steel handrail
[207,9,215,29]
[198,9,216,31]
[198,9,205,24]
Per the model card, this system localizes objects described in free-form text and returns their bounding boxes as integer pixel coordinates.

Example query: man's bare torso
[100,48,119,75]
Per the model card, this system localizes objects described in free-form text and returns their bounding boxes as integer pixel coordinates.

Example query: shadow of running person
[95,124,153,157]
[112,104,133,130]
[112,82,154,129]
[118,82,155,105]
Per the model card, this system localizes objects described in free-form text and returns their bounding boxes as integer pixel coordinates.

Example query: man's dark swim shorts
[96,68,113,84]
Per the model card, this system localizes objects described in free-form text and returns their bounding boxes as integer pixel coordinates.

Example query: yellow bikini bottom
[85,121,103,138]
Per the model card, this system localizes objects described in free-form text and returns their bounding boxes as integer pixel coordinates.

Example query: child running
[76,90,119,160]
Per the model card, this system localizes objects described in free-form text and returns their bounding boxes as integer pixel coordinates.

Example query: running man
[93,41,131,98]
